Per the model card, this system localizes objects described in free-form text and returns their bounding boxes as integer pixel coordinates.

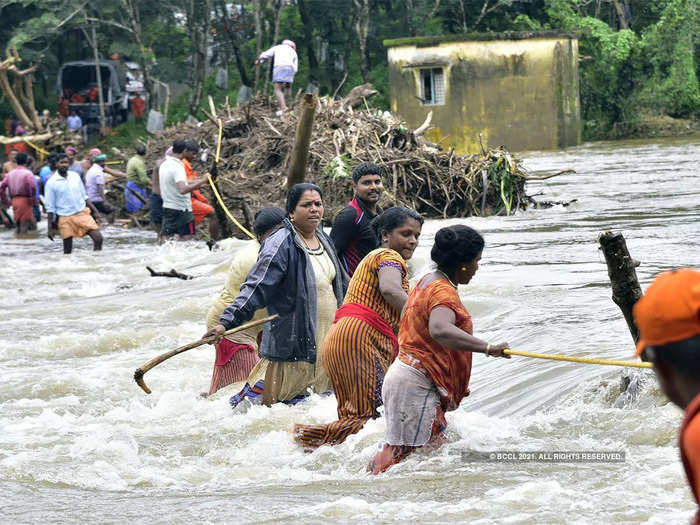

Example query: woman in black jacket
[206,183,347,406]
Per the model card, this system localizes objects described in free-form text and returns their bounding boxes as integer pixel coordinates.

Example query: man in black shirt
[330,162,384,276]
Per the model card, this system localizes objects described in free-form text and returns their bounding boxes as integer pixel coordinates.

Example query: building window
[420,68,445,105]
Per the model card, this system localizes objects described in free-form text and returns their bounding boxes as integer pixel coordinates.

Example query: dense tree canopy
[0,0,697,138]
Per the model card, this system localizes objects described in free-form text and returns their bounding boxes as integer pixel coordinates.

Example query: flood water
[1,136,699,524]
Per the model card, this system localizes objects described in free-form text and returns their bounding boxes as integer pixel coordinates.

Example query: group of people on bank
[0,138,224,252]
[201,160,510,473]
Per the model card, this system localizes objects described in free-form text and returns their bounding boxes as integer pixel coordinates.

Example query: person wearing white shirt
[159,139,208,240]
[256,40,298,114]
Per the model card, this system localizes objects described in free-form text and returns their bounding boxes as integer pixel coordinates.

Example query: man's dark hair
[15,152,28,166]
[57,153,69,162]
[136,144,146,155]
[172,139,187,154]
[48,152,59,170]
[646,335,700,377]
[352,162,383,183]
[184,140,200,153]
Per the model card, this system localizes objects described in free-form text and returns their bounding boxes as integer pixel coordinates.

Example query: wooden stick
[134,314,278,394]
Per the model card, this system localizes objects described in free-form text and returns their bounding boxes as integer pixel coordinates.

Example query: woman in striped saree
[293,207,423,450]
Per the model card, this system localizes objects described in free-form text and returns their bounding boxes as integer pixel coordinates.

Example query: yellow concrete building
[384,32,581,153]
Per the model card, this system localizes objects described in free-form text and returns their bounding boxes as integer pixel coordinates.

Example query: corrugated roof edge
[383,31,580,48]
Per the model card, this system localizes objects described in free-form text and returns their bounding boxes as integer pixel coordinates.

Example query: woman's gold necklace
[294,226,324,255]
[436,270,458,288]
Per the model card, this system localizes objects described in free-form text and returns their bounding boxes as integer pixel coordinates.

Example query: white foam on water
[1,137,699,523]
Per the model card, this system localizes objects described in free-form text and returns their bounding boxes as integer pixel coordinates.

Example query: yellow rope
[206,117,254,238]
[24,139,48,162]
[207,175,255,239]
[504,349,652,369]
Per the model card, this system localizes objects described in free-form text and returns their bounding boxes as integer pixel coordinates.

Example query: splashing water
[1,136,699,523]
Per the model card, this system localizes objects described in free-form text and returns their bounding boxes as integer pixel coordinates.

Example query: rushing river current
[1,137,699,524]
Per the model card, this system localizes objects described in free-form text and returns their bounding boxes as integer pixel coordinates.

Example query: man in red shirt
[0,152,37,234]
[634,269,700,524]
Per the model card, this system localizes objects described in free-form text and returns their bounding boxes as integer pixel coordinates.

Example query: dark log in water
[146,266,193,280]
[598,231,643,346]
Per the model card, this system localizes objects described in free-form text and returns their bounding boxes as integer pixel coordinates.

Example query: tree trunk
[598,231,643,345]
[0,68,33,130]
[286,93,317,189]
[296,0,320,85]
[23,75,42,131]
[122,0,155,111]
[353,0,370,82]
[611,0,630,29]
[253,0,264,92]
[187,0,212,116]
[216,0,251,87]
[404,0,415,36]
[91,22,107,135]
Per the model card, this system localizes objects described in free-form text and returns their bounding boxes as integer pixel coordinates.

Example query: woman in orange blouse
[293,207,423,450]
[369,224,510,474]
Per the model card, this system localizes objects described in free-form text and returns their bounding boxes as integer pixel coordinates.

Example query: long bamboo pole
[503,349,652,369]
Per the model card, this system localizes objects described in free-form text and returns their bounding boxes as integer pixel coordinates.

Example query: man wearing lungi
[45,154,103,254]
[255,39,298,114]
[0,152,38,234]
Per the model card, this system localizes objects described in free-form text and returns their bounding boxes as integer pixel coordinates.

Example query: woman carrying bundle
[368,225,511,474]
[206,183,346,406]
[293,207,423,450]
[203,207,286,396]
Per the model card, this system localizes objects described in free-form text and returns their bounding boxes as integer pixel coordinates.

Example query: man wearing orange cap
[634,268,700,524]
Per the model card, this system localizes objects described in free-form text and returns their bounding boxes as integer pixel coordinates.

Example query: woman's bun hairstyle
[431,225,484,273]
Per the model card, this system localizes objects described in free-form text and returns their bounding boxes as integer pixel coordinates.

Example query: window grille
[420,68,445,105]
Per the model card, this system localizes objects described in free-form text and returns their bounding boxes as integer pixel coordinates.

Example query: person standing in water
[293,207,423,450]
[368,225,510,474]
[205,183,346,407]
[45,154,103,254]
[204,207,286,396]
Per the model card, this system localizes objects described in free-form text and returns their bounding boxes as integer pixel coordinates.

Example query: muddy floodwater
[2,136,699,524]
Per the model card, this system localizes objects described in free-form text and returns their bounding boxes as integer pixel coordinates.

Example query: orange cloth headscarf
[633,269,700,355]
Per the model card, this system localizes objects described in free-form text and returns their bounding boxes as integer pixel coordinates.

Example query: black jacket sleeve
[330,206,358,255]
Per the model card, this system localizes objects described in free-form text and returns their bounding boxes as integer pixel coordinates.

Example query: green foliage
[0,0,696,139]
[641,0,700,117]
[546,0,698,137]
[90,118,148,152]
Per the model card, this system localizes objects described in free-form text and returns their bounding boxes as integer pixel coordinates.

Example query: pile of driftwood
[116,86,529,236]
